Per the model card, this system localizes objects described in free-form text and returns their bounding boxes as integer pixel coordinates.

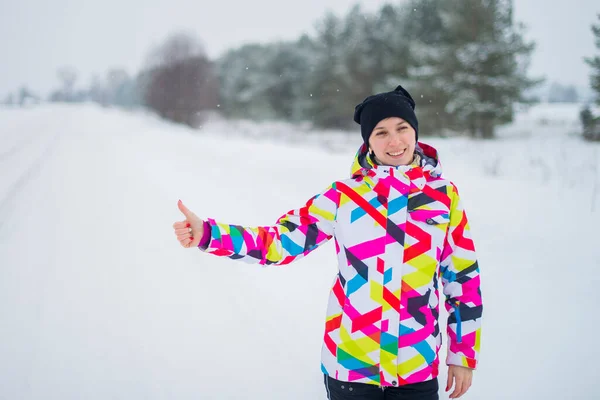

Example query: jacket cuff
[197,220,212,250]
[446,351,477,369]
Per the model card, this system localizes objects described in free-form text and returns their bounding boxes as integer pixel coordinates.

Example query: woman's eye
[377,131,387,135]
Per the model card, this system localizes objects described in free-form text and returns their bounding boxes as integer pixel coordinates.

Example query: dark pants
[324,375,439,400]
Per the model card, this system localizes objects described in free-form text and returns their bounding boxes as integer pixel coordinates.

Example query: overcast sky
[0,0,598,97]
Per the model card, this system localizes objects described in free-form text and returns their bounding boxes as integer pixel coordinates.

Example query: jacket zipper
[452,301,463,343]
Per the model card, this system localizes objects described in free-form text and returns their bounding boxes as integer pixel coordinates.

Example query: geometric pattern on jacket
[199,142,482,387]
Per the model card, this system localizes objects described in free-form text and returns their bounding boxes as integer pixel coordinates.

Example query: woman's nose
[389,132,403,146]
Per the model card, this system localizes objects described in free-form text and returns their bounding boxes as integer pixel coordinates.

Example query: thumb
[178,199,193,218]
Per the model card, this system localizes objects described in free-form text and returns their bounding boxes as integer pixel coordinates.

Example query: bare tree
[88,74,106,105]
[142,32,219,127]
[57,67,78,101]
[18,86,40,106]
[146,32,206,68]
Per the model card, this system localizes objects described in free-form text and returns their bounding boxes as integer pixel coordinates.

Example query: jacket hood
[350,141,443,179]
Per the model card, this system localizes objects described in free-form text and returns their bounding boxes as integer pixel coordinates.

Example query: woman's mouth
[387,150,406,157]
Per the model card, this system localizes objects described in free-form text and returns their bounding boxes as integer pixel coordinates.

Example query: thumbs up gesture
[173,200,204,248]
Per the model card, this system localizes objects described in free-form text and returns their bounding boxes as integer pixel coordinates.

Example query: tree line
[217,0,541,139]
[4,1,599,140]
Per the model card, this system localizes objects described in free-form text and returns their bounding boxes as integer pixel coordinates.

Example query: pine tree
[262,39,315,121]
[215,37,316,122]
[585,14,600,106]
[444,0,540,138]
[216,44,274,119]
[399,0,453,136]
[339,6,385,105]
[373,3,412,90]
[305,12,350,128]
[306,5,409,129]
[405,0,539,138]
[581,14,600,141]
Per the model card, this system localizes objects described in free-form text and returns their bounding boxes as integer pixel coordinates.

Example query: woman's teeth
[388,150,405,156]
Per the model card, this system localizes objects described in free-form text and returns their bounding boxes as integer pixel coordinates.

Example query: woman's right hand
[173,200,204,248]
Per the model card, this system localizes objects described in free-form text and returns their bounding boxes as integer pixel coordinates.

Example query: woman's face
[368,117,416,166]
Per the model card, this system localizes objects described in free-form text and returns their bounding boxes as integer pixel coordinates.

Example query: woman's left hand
[446,365,473,399]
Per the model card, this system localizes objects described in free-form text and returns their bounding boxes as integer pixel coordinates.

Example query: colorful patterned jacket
[199,142,482,387]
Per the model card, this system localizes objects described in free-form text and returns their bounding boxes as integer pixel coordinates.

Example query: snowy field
[0,102,599,399]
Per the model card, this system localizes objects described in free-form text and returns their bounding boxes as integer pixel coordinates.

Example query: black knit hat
[353,85,419,146]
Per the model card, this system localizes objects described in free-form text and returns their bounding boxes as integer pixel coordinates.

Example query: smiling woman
[173,85,483,400]
[353,85,420,168]
[368,119,417,166]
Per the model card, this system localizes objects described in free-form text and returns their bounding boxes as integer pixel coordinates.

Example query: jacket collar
[350,141,443,181]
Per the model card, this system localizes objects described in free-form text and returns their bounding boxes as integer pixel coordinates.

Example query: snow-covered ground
[0,102,598,399]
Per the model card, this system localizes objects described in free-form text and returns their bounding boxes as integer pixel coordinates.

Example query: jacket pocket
[407,208,450,226]
[407,208,450,256]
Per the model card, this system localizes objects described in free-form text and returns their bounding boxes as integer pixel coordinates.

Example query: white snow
[0,102,599,399]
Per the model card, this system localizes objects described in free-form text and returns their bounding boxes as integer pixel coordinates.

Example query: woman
[173,85,482,400]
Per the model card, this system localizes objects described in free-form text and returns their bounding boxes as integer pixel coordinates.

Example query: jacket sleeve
[198,184,339,266]
[440,183,482,369]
